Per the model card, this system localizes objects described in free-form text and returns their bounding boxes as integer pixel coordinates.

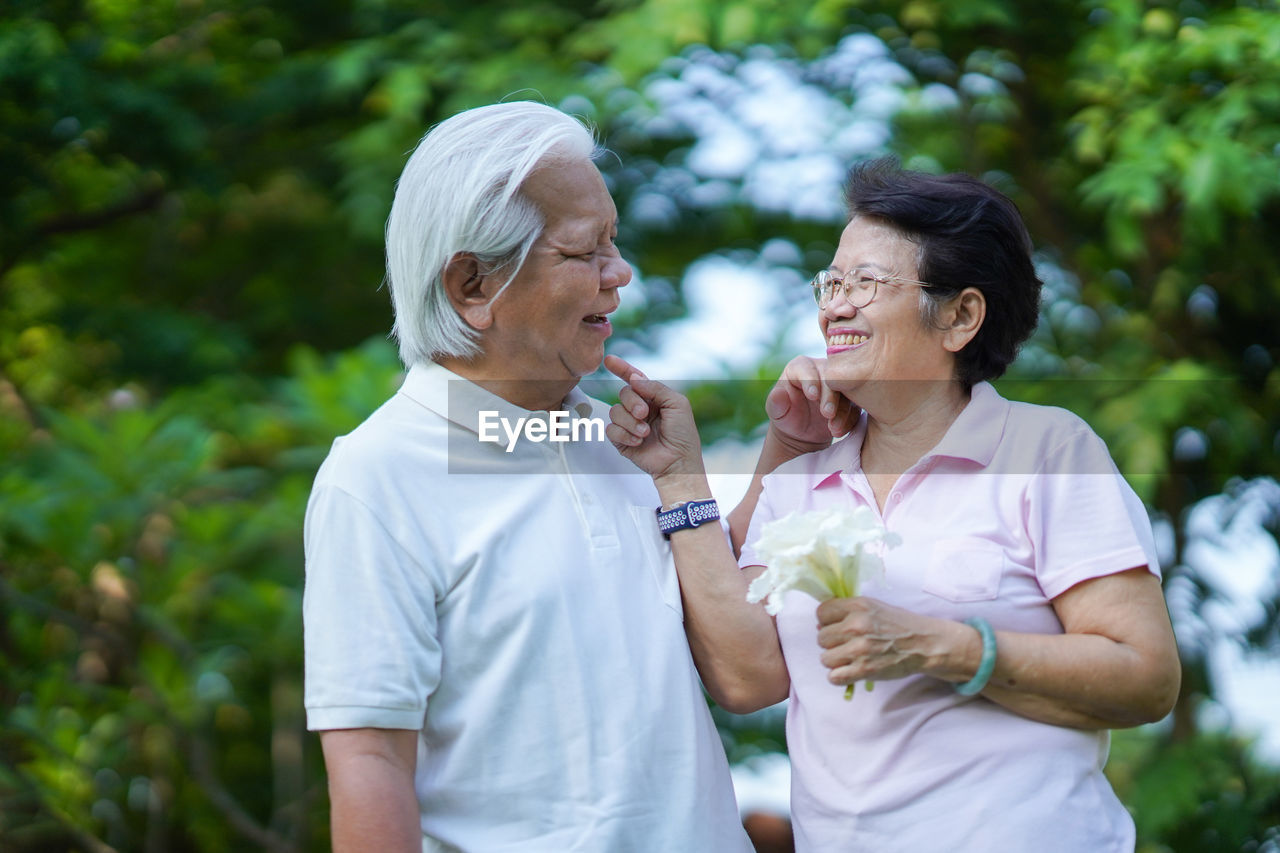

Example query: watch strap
[655,499,720,539]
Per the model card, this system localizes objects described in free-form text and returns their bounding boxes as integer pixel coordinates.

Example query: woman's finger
[829,394,859,437]
[820,641,869,670]
[827,663,866,687]
[815,597,856,626]
[782,355,823,401]
[818,381,840,420]
[816,623,856,650]
[763,387,789,421]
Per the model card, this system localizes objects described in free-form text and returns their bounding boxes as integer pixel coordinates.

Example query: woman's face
[818,216,956,396]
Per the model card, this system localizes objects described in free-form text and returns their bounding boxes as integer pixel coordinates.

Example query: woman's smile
[826,328,871,354]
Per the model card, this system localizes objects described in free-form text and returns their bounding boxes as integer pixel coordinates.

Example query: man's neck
[435,356,577,411]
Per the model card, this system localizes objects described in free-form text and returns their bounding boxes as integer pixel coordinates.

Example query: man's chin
[563,349,606,380]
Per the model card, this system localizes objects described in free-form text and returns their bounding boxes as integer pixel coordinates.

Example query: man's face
[480,158,632,397]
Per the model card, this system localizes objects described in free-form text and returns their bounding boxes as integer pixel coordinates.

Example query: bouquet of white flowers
[747,506,900,698]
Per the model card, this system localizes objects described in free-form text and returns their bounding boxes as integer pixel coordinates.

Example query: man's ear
[941,287,986,353]
[442,253,494,331]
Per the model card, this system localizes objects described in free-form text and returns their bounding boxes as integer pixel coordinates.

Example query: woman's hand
[814,597,970,687]
[604,354,705,485]
[765,356,859,452]
[814,570,1182,729]
[722,357,860,556]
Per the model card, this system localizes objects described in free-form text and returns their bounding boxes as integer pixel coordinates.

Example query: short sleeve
[1027,427,1161,600]
[303,483,442,731]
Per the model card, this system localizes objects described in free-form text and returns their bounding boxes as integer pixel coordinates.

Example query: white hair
[384,102,600,366]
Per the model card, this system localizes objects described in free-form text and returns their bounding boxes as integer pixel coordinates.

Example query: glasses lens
[847,270,877,308]
[812,271,832,305]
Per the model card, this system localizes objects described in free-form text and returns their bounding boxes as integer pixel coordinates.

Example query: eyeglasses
[810,268,932,309]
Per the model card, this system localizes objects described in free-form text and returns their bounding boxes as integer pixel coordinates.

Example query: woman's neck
[859,380,971,477]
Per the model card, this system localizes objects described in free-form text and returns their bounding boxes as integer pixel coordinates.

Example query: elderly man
[302,102,751,852]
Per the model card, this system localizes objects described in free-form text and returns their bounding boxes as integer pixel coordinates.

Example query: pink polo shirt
[739,382,1159,852]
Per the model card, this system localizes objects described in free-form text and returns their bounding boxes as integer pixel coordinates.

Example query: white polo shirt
[740,382,1160,853]
[304,362,749,852]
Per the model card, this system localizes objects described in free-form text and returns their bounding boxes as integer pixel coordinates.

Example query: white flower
[747,506,901,699]
[747,506,900,616]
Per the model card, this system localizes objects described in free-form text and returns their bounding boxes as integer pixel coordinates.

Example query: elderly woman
[606,160,1181,851]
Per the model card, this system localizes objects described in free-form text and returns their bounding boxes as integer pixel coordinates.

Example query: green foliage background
[2,0,1278,850]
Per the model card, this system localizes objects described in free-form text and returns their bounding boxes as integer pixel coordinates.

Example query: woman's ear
[942,287,986,353]
[442,253,494,331]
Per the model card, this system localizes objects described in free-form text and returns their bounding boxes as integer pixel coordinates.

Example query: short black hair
[844,158,1042,386]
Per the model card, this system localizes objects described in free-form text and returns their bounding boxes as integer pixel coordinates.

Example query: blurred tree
[4,0,1280,850]
[1,0,648,398]
[0,340,405,850]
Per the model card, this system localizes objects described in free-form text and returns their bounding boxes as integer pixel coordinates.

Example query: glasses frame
[811,268,932,309]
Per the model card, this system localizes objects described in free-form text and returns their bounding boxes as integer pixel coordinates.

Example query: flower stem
[842,680,875,702]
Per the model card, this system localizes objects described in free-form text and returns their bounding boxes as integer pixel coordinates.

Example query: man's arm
[604,355,854,713]
[320,728,420,853]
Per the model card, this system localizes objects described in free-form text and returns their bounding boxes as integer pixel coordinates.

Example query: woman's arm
[980,568,1180,727]
[814,567,1181,729]
[724,356,858,555]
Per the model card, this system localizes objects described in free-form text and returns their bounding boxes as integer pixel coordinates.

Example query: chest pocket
[627,505,684,619]
[922,537,1004,602]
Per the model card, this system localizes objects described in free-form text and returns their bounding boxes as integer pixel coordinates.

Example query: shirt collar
[924,381,1010,467]
[398,361,595,436]
[809,381,1010,492]
[811,413,869,491]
